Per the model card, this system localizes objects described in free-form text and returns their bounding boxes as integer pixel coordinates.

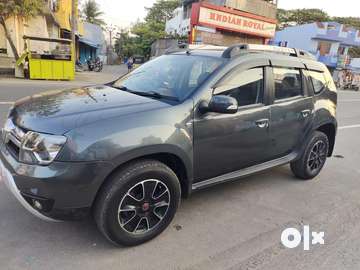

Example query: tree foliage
[114,29,138,59]
[81,0,105,26]
[333,17,360,29]
[0,0,43,59]
[277,8,330,27]
[277,8,360,30]
[349,47,360,58]
[145,0,180,24]
[114,0,180,58]
[0,0,43,19]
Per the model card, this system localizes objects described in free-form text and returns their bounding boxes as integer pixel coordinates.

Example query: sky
[94,0,359,29]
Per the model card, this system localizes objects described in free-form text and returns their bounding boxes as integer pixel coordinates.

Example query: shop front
[189,2,277,46]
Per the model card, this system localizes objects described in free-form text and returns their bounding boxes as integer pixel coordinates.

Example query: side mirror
[207,95,238,114]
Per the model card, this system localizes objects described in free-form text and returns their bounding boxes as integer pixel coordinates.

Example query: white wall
[329,42,340,55]
[0,14,60,58]
[351,58,360,69]
[274,23,319,53]
[0,25,6,51]
[165,7,190,36]
[24,16,53,54]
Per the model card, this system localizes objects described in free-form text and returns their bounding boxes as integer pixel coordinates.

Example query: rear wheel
[94,160,181,246]
[291,131,329,180]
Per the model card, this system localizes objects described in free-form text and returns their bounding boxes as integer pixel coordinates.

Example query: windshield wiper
[114,85,129,91]
[114,86,178,101]
[130,90,179,101]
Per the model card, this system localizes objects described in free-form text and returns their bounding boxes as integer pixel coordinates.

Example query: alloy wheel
[307,140,327,172]
[118,179,170,234]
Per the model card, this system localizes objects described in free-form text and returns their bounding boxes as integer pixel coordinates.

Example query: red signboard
[191,3,277,39]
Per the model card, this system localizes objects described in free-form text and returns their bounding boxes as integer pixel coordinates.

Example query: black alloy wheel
[118,179,171,234]
[94,160,181,246]
[291,131,329,180]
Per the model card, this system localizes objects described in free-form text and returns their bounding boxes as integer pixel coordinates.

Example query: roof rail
[165,44,228,55]
[187,44,228,51]
[222,44,316,60]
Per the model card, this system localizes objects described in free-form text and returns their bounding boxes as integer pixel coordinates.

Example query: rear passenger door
[269,66,314,158]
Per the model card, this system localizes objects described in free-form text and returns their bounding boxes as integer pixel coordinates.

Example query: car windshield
[113,54,224,101]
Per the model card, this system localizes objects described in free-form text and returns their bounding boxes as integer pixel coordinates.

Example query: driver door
[193,65,272,182]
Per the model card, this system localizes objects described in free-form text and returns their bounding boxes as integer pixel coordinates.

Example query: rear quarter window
[324,69,337,91]
[308,71,327,94]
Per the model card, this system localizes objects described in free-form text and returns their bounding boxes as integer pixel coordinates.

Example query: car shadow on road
[0,165,297,252]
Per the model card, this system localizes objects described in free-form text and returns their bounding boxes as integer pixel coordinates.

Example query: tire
[94,159,181,246]
[290,131,329,180]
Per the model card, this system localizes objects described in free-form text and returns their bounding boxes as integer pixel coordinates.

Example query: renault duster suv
[0,44,337,246]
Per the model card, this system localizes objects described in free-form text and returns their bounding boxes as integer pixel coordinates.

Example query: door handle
[301,109,311,118]
[255,119,269,129]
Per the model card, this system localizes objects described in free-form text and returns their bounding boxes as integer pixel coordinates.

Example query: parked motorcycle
[75,59,84,72]
[94,57,103,72]
[87,58,95,71]
[87,57,103,72]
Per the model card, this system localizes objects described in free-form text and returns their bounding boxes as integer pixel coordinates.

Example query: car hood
[10,85,169,134]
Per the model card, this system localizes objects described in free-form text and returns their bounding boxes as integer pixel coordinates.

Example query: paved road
[0,71,359,270]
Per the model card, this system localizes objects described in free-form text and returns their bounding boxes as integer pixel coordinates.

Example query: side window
[308,70,327,94]
[273,68,303,100]
[214,68,264,107]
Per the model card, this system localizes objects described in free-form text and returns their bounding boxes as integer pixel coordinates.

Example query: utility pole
[71,0,77,70]
[106,24,117,64]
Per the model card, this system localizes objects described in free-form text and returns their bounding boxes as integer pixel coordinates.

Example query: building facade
[0,0,60,72]
[78,22,106,63]
[54,0,84,39]
[165,0,278,46]
[350,58,360,73]
[273,22,360,70]
[0,0,85,73]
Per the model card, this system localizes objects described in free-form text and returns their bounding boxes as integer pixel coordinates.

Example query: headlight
[19,131,67,165]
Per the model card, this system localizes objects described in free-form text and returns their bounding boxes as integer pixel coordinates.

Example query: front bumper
[0,141,113,221]
[0,158,58,222]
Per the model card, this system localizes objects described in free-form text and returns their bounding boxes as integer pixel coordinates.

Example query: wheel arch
[93,146,193,210]
[315,122,337,157]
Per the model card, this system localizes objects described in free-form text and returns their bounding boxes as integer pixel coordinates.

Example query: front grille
[2,119,25,160]
[6,139,20,157]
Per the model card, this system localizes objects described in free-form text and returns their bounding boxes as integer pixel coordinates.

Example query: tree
[289,9,330,25]
[349,47,360,58]
[277,8,330,27]
[114,29,138,58]
[276,9,292,25]
[114,0,180,58]
[131,0,180,57]
[332,17,360,29]
[82,0,105,26]
[145,0,180,24]
[0,0,43,60]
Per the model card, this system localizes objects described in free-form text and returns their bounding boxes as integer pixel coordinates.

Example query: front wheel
[94,160,181,246]
[291,131,329,180]
[94,65,102,72]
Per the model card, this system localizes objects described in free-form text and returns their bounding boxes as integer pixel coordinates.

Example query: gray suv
[0,44,337,246]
